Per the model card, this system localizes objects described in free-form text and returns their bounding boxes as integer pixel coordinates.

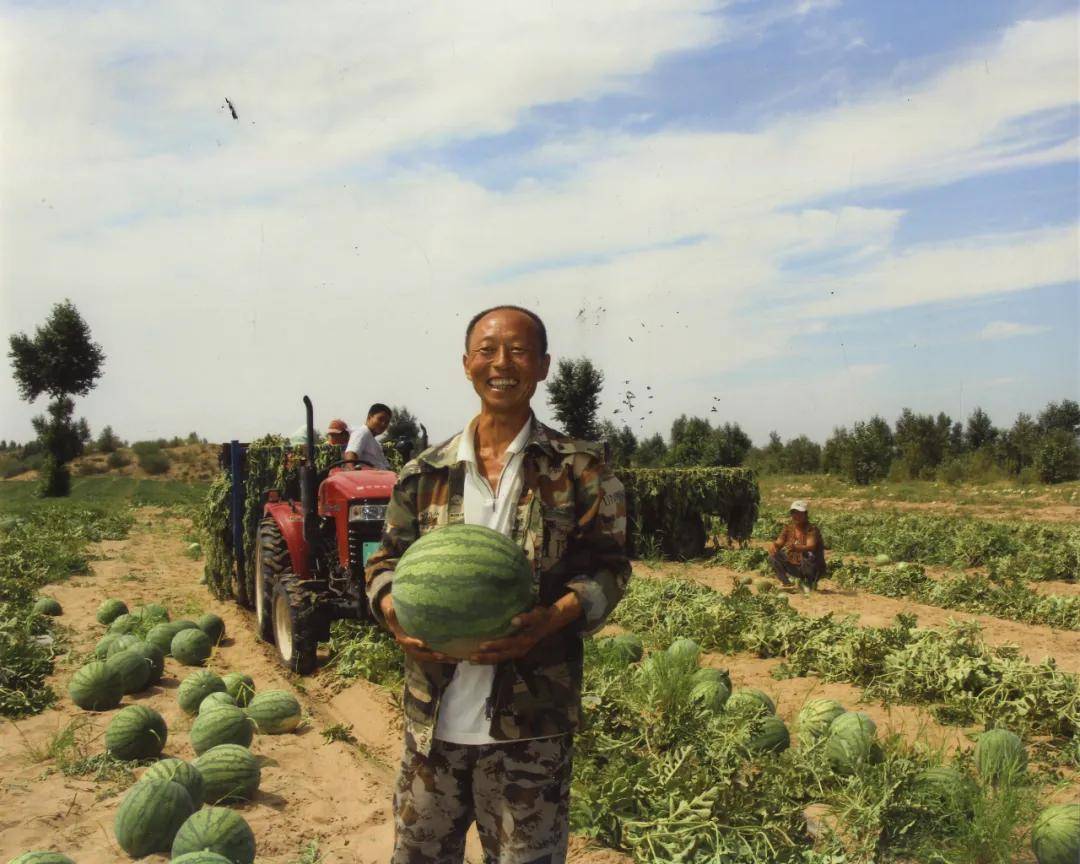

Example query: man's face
[368,411,391,436]
[791,509,808,527]
[463,309,550,416]
[327,430,349,447]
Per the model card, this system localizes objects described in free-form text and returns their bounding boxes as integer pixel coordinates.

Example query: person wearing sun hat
[767,499,825,594]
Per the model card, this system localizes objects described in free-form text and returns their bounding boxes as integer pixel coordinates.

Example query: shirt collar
[458,414,532,465]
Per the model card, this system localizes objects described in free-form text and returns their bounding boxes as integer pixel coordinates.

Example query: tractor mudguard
[262,501,313,580]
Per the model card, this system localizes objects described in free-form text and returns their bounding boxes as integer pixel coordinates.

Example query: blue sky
[0,0,1076,445]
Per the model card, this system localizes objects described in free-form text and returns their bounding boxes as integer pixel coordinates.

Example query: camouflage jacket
[365,417,631,755]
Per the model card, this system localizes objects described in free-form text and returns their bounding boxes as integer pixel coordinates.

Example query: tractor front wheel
[255,517,288,643]
[271,575,318,675]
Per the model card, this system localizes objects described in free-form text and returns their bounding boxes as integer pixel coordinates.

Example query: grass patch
[0,477,209,515]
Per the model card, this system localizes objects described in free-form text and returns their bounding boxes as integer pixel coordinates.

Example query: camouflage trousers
[392,732,573,864]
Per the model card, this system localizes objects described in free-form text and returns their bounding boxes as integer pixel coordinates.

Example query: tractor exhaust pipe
[300,396,319,563]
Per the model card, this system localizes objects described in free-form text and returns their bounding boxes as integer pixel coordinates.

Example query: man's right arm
[769,525,789,555]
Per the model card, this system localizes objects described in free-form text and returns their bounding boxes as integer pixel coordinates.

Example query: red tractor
[247,397,397,673]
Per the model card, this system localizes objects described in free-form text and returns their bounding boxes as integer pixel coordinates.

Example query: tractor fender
[262,501,313,580]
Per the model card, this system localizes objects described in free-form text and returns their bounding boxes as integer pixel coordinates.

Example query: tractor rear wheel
[271,575,318,674]
[255,517,288,643]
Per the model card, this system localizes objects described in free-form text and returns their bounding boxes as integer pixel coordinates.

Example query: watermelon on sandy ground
[141,758,206,809]
[391,523,534,658]
[7,854,76,864]
[194,744,261,804]
[245,690,302,734]
[97,598,129,625]
[171,808,256,864]
[190,705,254,755]
[114,779,195,858]
[105,704,168,760]
[178,670,227,715]
[68,661,123,712]
[222,673,255,707]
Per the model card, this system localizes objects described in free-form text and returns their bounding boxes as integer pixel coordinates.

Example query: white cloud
[0,7,1077,444]
[977,321,1053,340]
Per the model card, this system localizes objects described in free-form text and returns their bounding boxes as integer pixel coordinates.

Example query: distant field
[0,476,209,514]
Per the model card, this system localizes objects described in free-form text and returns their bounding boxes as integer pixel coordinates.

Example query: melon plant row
[0,507,133,717]
[752,506,1079,582]
[613,578,1080,753]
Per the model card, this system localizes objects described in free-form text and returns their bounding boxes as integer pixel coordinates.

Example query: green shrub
[1036,430,1080,484]
[138,450,171,476]
[107,451,132,469]
[38,455,71,497]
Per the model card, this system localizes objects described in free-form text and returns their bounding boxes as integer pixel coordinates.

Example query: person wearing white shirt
[344,403,392,469]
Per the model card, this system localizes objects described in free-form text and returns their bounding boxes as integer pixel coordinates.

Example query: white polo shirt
[345,424,390,470]
[433,415,531,745]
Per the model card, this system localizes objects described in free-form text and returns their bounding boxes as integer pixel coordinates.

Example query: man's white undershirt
[433,415,531,745]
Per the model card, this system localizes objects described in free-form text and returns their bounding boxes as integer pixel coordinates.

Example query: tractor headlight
[349,503,388,522]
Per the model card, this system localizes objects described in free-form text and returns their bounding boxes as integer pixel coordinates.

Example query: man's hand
[379,594,456,664]
[469,593,584,664]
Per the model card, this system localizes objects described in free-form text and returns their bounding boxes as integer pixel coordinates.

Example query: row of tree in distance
[544,357,1080,485]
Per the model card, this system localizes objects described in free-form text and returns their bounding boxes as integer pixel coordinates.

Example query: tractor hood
[318,468,397,516]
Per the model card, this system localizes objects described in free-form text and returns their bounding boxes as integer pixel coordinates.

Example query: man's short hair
[465,305,548,355]
[368,403,392,418]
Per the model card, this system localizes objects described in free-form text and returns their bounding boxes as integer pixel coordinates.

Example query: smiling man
[365,305,631,864]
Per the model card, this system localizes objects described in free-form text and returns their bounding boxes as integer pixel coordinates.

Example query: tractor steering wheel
[324,458,376,473]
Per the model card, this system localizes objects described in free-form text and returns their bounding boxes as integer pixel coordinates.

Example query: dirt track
[0,511,624,864]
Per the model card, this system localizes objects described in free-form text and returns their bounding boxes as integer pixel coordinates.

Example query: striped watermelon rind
[105,704,167,761]
[172,628,212,666]
[96,598,129,625]
[199,692,237,714]
[104,649,151,695]
[105,634,140,658]
[974,729,1027,785]
[94,633,122,659]
[32,597,62,616]
[178,670,227,715]
[190,705,254,755]
[197,613,226,646]
[147,620,199,655]
[726,689,776,716]
[128,640,166,684]
[140,758,206,809]
[172,853,234,864]
[222,673,255,707]
[114,778,195,858]
[108,613,139,635]
[826,712,882,775]
[171,807,256,864]
[797,699,847,748]
[245,690,302,734]
[194,744,261,804]
[7,854,76,864]
[1031,802,1080,864]
[391,524,534,657]
[68,661,123,711]
[743,715,790,756]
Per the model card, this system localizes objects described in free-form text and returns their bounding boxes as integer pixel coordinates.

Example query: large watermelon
[245,690,302,734]
[104,649,151,695]
[597,633,643,664]
[68,661,123,711]
[974,729,1026,785]
[190,705,254,755]
[147,620,199,655]
[391,523,534,658]
[688,668,730,712]
[743,716,790,756]
[197,613,226,646]
[7,854,75,864]
[127,640,165,684]
[171,808,256,864]
[94,633,122,659]
[172,854,233,864]
[200,692,237,714]
[97,598,129,625]
[726,689,776,716]
[1031,803,1080,864]
[32,597,62,616]
[911,766,976,813]
[114,779,195,857]
[796,699,846,748]
[222,673,255,707]
[105,704,167,760]
[826,712,882,775]
[194,744,261,804]
[666,638,701,665]
[178,670,227,715]
[109,613,140,635]
[105,634,141,658]
[141,758,205,809]
[172,628,212,666]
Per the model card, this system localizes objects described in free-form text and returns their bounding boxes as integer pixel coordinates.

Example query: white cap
[789,499,808,513]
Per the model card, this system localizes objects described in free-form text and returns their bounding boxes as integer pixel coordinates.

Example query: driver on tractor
[344,403,392,469]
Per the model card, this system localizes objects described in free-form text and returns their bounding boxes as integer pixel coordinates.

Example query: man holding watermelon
[365,305,631,864]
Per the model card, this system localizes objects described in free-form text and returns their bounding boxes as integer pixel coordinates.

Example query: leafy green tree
[666,415,715,466]
[1000,413,1040,475]
[964,407,998,451]
[822,427,851,475]
[598,420,637,468]
[1037,399,1080,436]
[714,422,752,466]
[8,300,105,497]
[1035,429,1080,483]
[781,435,822,474]
[849,416,894,484]
[96,425,120,453]
[546,357,603,440]
[894,409,951,478]
[634,433,667,467]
